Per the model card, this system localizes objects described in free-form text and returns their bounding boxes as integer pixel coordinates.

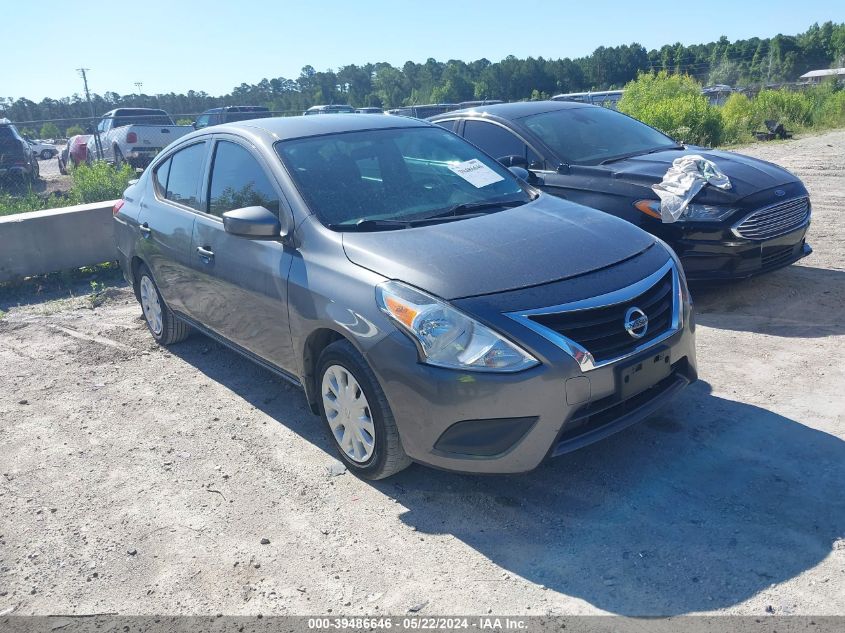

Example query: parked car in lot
[387,103,456,119]
[28,139,58,159]
[431,101,812,280]
[193,106,270,129]
[0,118,39,183]
[87,108,192,168]
[303,104,355,115]
[114,115,697,479]
[58,134,91,174]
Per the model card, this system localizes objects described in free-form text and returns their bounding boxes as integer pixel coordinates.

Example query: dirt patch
[0,131,843,617]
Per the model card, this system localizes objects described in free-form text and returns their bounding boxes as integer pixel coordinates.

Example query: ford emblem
[774,189,786,197]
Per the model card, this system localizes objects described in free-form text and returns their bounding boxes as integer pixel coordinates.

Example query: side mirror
[222,206,283,238]
[498,154,528,168]
[508,166,531,181]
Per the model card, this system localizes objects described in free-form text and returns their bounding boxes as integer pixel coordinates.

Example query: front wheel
[316,340,411,479]
[40,149,52,160]
[137,264,190,345]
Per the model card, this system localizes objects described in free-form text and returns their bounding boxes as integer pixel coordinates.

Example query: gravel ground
[1,130,843,618]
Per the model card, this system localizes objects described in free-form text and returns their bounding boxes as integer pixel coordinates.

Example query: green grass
[0,162,135,217]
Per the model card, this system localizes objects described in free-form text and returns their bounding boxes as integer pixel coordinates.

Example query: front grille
[733,196,810,240]
[527,270,674,363]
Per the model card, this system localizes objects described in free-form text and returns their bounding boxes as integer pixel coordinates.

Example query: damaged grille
[733,196,810,240]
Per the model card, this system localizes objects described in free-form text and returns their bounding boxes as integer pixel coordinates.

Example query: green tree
[39,122,60,139]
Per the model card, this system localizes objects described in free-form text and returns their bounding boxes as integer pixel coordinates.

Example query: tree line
[3,21,844,136]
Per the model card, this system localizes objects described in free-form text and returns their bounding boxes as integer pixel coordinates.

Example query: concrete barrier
[0,200,119,283]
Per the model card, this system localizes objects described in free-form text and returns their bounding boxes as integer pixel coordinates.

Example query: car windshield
[521,107,679,165]
[276,126,530,229]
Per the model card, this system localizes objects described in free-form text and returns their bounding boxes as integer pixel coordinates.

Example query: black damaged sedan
[430,101,812,280]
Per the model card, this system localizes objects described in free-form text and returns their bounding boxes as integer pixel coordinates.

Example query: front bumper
[366,305,697,474]
[666,223,811,281]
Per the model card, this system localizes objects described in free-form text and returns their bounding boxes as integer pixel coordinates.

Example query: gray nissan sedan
[114,114,697,479]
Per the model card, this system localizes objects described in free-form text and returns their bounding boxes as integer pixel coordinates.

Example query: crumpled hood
[599,147,799,204]
[342,194,656,300]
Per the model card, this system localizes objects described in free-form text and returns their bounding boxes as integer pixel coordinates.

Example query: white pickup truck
[87,108,192,168]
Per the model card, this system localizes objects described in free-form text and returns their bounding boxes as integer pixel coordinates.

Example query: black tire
[136,264,191,345]
[316,340,411,480]
[40,149,52,160]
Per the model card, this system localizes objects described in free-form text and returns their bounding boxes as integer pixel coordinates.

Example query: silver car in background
[114,115,697,479]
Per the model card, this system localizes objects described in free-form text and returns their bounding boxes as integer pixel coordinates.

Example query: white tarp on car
[652,155,732,222]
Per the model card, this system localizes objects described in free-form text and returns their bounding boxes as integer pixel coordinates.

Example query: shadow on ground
[690,264,845,337]
[169,329,845,616]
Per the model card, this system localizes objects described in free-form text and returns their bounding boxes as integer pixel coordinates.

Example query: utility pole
[78,68,103,159]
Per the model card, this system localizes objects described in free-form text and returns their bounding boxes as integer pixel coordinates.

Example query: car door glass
[435,120,456,132]
[464,120,544,170]
[164,142,206,210]
[207,140,280,217]
[195,115,210,129]
[154,157,171,196]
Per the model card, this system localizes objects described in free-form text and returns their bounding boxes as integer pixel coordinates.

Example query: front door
[185,137,296,374]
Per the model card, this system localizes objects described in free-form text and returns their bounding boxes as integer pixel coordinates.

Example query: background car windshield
[276,127,528,227]
[522,107,677,165]
[112,110,174,127]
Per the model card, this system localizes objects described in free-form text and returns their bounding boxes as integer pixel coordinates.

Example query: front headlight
[634,200,736,222]
[376,280,539,372]
[679,203,737,222]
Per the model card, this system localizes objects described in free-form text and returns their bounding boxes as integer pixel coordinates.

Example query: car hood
[342,194,656,300]
[596,147,799,204]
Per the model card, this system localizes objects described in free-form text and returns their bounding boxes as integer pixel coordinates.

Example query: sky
[2,0,843,101]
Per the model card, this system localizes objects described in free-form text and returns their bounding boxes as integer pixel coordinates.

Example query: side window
[435,119,457,132]
[463,120,544,170]
[207,141,280,217]
[153,157,171,195]
[164,142,206,210]
[195,114,210,129]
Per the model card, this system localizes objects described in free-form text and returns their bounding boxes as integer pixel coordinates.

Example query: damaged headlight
[376,280,539,372]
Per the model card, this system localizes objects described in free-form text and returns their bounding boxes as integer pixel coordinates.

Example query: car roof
[191,113,431,142]
[431,100,589,120]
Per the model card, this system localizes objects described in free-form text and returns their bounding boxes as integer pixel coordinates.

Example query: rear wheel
[137,264,190,345]
[316,340,411,479]
[40,149,52,160]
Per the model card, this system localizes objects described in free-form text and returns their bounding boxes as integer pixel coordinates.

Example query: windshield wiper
[600,145,685,165]
[330,219,411,231]
[425,197,528,220]
[330,197,530,232]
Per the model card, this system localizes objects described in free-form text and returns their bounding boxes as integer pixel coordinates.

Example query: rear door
[136,140,209,314]
[186,135,296,374]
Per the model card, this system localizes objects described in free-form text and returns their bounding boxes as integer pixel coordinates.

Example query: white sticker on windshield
[447,159,505,188]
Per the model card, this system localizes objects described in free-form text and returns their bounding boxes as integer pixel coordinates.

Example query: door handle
[196,246,214,261]
[139,223,151,238]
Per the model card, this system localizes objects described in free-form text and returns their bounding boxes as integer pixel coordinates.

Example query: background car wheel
[40,149,52,160]
[316,340,411,480]
[136,264,190,345]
